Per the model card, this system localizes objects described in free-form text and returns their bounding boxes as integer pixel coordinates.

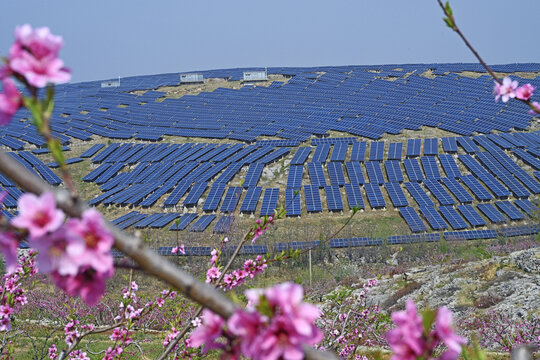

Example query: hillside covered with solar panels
[1,63,539,255]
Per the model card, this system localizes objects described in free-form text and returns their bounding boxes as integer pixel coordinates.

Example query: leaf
[23,96,44,130]
[445,1,453,16]
[444,17,456,30]
[255,296,274,318]
[48,138,65,168]
[421,308,436,334]
[43,85,55,120]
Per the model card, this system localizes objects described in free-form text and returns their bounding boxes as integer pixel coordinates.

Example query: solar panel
[285,188,302,216]
[325,185,344,211]
[438,154,461,178]
[183,182,208,206]
[439,206,468,230]
[290,147,312,165]
[498,225,538,237]
[240,187,262,213]
[387,233,440,244]
[457,205,486,226]
[419,205,448,230]
[441,177,474,203]
[369,141,385,161]
[495,201,525,220]
[441,137,458,152]
[387,142,403,160]
[423,138,439,155]
[342,183,363,210]
[399,207,427,232]
[202,183,227,211]
[344,161,365,185]
[327,162,346,186]
[403,159,424,182]
[350,141,367,161]
[260,188,280,216]
[364,183,386,208]
[214,215,235,234]
[384,161,404,183]
[365,161,385,184]
[384,182,408,207]
[221,187,243,212]
[404,182,434,207]
[312,144,331,163]
[514,199,538,217]
[424,179,455,205]
[477,203,507,223]
[444,230,497,241]
[190,214,216,232]
[330,143,348,162]
[170,213,198,230]
[164,182,192,207]
[457,137,480,153]
[307,162,327,187]
[304,185,323,212]
[243,163,265,188]
[421,157,441,179]
[406,139,421,157]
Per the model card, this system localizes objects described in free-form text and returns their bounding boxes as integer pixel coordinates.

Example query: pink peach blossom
[52,266,113,306]
[494,77,518,103]
[0,231,18,274]
[11,192,65,238]
[28,227,83,275]
[435,307,467,358]
[386,299,426,360]
[188,309,225,354]
[0,78,22,125]
[515,83,535,100]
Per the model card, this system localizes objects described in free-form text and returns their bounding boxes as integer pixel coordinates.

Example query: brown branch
[0,151,338,360]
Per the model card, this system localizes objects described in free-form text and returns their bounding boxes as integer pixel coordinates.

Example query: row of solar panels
[111,224,538,258]
[2,65,539,147]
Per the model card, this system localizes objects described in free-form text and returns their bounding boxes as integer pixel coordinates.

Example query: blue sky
[1,1,538,83]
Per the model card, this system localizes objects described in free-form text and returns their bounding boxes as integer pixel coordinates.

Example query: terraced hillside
[0,63,539,256]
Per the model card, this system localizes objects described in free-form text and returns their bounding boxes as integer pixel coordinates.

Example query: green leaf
[23,96,44,130]
[444,17,456,30]
[48,138,65,168]
[43,85,55,119]
[445,1,453,16]
[421,308,436,334]
[255,295,274,318]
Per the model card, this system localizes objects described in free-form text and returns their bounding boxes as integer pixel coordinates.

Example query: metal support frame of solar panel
[387,143,403,160]
[423,179,455,206]
[183,182,208,206]
[240,187,262,213]
[343,183,364,210]
[514,199,538,217]
[477,203,507,223]
[406,139,422,157]
[214,216,234,234]
[441,137,458,153]
[495,201,525,220]
[324,185,344,211]
[444,230,497,241]
[384,161,404,183]
[311,144,331,163]
[438,206,468,230]
[260,188,280,216]
[350,141,367,162]
[423,138,439,156]
[404,182,434,207]
[438,154,461,178]
[285,188,302,216]
[307,162,327,187]
[421,157,441,179]
[330,143,348,162]
[364,183,386,208]
[419,205,448,230]
[384,182,408,207]
[190,214,216,232]
[498,225,538,237]
[326,162,346,186]
[399,207,427,232]
[365,161,385,184]
[290,147,312,165]
[387,233,440,244]
[368,141,385,161]
[202,183,227,211]
[303,185,323,212]
[220,187,243,213]
[457,205,486,226]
